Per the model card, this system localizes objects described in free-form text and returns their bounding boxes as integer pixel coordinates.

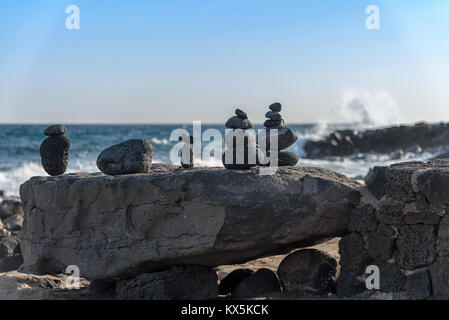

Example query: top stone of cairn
[269,102,282,112]
[44,124,67,137]
[225,109,253,129]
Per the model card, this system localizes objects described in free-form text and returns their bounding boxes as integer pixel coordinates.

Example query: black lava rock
[218,269,254,296]
[269,102,282,112]
[40,136,70,176]
[265,111,282,121]
[97,139,153,175]
[232,268,281,299]
[235,109,248,119]
[225,116,253,130]
[44,124,67,137]
[264,119,284,128]
[222,146,265,170]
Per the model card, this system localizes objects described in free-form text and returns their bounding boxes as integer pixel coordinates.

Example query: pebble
[264,119,284,128]
[265,111,282,121]
[225,116,253,130]
[269,102,282,112]
[235,109,248,119]
[44,124,67,137]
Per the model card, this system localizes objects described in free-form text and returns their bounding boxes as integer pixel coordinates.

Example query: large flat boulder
[20,164,359,280]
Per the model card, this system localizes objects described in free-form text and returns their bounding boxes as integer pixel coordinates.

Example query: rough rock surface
[97,139,154,175]
[338,160,449,300]
[277,249,337,294]
[0,198,24,219]
[116,265,218,300]
[20,163,359,280]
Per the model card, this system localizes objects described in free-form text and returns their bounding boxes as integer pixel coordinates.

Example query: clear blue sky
[0,0,448,124]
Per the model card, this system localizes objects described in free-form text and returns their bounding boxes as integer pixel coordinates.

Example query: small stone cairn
[222,109,263,170]
[179,135,194,169]
[258,103,299,167]
[40,125,70,176]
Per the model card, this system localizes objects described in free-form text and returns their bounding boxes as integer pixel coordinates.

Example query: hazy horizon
[1,0,448,125]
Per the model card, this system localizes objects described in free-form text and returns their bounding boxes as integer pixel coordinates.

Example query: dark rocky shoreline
[304,122,449,159]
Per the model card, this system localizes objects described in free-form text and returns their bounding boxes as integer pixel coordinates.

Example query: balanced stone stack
[179,135,194,169]
[258,103,299,167]
[338,160,449,300]
[40,125,70,176]
[222,109,264,169]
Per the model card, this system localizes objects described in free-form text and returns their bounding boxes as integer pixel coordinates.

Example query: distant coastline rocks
[97,139,154,175]
[40,124,70,176]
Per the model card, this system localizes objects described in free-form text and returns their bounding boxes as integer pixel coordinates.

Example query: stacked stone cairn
[258,103,299,167]
[222,109,264,170]
[40,125,70,176]
[179,135,194,169]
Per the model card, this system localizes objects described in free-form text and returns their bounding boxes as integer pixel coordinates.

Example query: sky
[0,0,448,124]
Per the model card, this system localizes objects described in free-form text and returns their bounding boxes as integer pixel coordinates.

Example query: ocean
[0,124,436,197]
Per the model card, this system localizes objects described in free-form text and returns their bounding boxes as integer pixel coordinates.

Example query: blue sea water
[0,124,435,196]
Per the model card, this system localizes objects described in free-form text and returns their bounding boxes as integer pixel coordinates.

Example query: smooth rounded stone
[222,146,265,170]
[178,135,194,144]
[235,109,248,119]
[43,124,66,137]
[225,130,256,148]
[231,268,281,299]
[181,145,194,169]
[405,270,431,300]
[269,102,282,112]
[218,269,254,296]
[264,119,284,128]
[116,266,218,300]
[0,198,23,219]
[265,111,282,121]
[257,127,298,151]
[277,249,337,294]
[97,139,153,175]
[225,116,253,130]
[40,136,70,176]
